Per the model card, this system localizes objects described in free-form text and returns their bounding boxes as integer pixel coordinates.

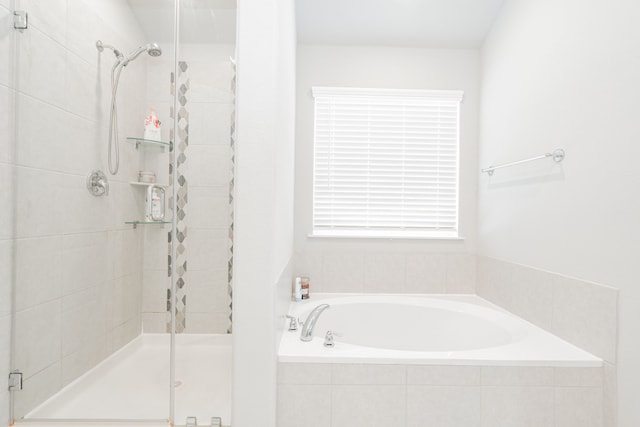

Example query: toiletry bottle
[294,277,302,302]
[301,276,310,300]
[145,185,166,221]
[143,107,162,141]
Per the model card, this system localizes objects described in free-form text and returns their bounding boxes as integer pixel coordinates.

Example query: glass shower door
[171,1,236,425]
[8,0,175,422]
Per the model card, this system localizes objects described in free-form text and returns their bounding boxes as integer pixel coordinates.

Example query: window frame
[310,86,464,239]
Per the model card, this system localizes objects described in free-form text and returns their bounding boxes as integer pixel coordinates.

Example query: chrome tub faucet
[300,304,330,342]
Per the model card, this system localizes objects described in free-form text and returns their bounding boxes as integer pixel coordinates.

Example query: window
[312,87,463,238]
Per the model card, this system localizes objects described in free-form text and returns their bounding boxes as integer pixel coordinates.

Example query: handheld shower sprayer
[96,40,163,175]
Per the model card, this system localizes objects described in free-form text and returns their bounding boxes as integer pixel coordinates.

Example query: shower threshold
[20,334,232,426]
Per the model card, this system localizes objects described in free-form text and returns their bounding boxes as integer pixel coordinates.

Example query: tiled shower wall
[142,44,234,334]
[4,0,149,418]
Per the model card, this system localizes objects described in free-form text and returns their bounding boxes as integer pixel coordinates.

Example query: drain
[174,380,183,387]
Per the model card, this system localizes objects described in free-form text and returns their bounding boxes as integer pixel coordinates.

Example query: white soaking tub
[278,294,601,367]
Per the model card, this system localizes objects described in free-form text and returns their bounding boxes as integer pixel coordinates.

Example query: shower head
[147,43,162,57]
[123,43,163,65]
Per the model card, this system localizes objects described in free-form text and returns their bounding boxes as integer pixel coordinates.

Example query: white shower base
[25,334,232,425]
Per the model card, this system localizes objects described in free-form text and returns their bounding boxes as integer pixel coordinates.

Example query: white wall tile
[0,85,14,164]
[14,300,61,378]
[13,362,61,419]
[111,315,141,352]
[555,387,603,427]
[142,269,169,313]
[61,335,108,387]
[188,228,228,271]
[505,264,554,331]
[183,312,229,333]
[65,52,99,120]
[201,102,233,146]
[407,385,481,427]
[111,273,142,328]
[20,0,67,45]
[332,364,406,385]
[60,232,108,296]
[0,241,11,318]
[61,285,108,357]
[14,237,62,312]
[16,94,96,175]
[277,384,331,427]
[481,386,554,427]
[555,367,603,387]
[65,0,106,63]
[188,186,229,229]
[186,145,232,187]
[278,363,332,385]
[187,269,229,313]
[332,385,406,427]
[603,362,617,427]
[142,313,167,333]
[407,365,481,386]
[552,275,618,363]
[476,256,515,308]
[0,7,14,88]
[445,253,476,293]
[0,314,10,417]
[481,366,554,386]
[363,253,405,293]
[322,252,364,293]
[404,253,447,293]
[0,164,15,240]
[17,27,67,108]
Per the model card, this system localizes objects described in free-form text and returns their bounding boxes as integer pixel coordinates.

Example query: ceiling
[127,0,505,49]
[296,0,507,48]
[127,0,236,44]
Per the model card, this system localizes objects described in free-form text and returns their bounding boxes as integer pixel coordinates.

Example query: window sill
[308,230,464,241]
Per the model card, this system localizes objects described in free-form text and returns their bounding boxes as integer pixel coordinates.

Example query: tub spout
[300,304,330,342]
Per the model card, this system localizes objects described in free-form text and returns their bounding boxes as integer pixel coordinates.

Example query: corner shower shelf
[129,181,170,188]
[125,220,171,229]
[126,137,172,150]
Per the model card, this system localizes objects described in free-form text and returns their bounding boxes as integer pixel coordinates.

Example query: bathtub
[279,293,601,367]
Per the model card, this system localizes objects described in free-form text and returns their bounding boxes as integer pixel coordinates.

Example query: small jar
[300,276,310,300]
[139,171,156,183]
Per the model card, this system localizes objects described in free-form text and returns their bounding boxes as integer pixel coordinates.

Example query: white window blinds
[312,87,463,238]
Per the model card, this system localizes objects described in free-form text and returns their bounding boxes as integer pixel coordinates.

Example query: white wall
[233,0,296,425]
[3,0,149,418]
[479,0,640,425]
[294,46,479,293]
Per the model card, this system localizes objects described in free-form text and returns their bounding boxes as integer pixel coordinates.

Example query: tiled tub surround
[277,363,605,427]
[295,251,476,294]
[476,256,619,426]
[278,281,617,427]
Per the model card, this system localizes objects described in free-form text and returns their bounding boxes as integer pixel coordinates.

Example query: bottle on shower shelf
[143,106,162,141]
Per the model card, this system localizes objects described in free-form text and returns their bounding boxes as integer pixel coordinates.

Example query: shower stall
[2,0,237,425]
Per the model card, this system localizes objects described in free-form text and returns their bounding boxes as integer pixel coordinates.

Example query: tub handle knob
[324,330,342,348]
[285,315,299,332]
